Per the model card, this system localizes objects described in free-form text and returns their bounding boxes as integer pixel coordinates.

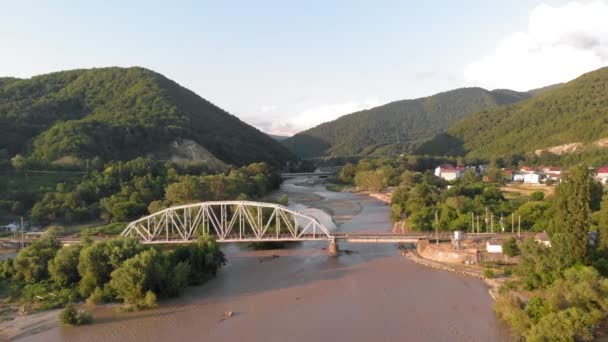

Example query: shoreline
[400,245,503,301]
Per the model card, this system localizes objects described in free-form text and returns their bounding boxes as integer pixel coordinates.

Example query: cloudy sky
[2,0,607,136]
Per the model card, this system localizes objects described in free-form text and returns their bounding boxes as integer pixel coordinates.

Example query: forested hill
[418,66,608,161]
[282,87,531,158]
[0,67,293,166]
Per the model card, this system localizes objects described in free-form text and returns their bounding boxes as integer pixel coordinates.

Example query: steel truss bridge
[121,201,333,244]
[121,201,529,248]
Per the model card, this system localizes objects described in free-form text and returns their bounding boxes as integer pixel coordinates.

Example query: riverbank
[7,178,507,341]
[400,244,505,301]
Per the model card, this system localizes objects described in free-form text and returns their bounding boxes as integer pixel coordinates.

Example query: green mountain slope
[282,87,531,158]
[420,67,608,160]
[0,67,293,166]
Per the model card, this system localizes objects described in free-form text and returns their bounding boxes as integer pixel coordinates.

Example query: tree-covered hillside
[420,67,608,161]
[282,87,531,158]
[0,67,293,166]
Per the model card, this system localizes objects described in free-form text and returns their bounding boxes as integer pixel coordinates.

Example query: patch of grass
[326,183,347,192]
[78,222,127,237]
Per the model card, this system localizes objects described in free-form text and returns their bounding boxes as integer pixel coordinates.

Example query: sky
[1,0,607,136]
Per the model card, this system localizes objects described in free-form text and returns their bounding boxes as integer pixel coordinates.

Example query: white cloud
[465,1,608,90]
[250,99,381,136]
[259,105,278,113]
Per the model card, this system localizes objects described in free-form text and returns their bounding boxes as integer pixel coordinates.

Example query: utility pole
[518,215,521,238]
[20,216,24,248]
[485,207,488,233]
[477,215,480,234]
[490,214,494,233]
[500,214,504,232]
[435,210,439,245]
[511,213,514,233]
[471,212,474,233]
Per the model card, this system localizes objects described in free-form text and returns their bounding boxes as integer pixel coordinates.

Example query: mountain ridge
[0,67,294,166]
[282,87,532,158]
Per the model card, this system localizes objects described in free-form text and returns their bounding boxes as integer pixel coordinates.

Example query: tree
[338,163,356,184]
[502,237,520,257]
[12,235,62,283]
[49,244,83,287]
[598,199,608,258]
[109,249,164,309]
[550,164,593,268]
[10,154,26,171]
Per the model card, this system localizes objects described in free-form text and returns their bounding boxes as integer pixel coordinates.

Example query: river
[17,178,509,341]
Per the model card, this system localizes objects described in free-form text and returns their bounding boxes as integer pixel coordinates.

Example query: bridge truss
[121,201,332,244]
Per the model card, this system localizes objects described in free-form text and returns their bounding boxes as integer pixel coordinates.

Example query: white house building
[535,232,551,247]
[524,173,542,184]
[434,165,465,181]
[486,240,503,254]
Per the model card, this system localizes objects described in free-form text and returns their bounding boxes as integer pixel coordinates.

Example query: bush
[484,269,495,279]
[530,191,545,201]
[502,237,520,257]
[59,303,93,325]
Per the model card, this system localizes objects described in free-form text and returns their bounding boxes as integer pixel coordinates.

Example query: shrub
[484,269,495,279]
[59,303,93,325]
[530,191,545,201]
[502,237,520,257]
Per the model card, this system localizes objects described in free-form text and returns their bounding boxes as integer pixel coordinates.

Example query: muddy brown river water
[18,178,509,341]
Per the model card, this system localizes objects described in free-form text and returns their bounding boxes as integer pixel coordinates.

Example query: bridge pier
[328,239,339,257]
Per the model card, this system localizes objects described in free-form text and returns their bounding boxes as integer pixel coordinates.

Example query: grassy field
[501,183,555,198]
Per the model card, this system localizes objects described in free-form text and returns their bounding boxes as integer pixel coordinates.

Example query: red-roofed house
[520,166,536,174]
[596,166,608,184]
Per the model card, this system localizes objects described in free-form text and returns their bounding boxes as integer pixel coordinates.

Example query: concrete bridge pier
[328,239,339,257]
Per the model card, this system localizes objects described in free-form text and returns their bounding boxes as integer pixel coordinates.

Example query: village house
[513,172,525,182]
[595,166,608,184]
[543,167,563,183]
[486,240,503,254]
[434,164,465,181]
[524,173,542,184]
[535,232,551,247]
[502,169,514,182]
[520,166,537,174]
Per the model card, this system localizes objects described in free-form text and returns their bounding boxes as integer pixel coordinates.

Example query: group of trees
[336,157,554,232]
[0,234,225,312]
[495,165,608,341]
[3,157,280,226]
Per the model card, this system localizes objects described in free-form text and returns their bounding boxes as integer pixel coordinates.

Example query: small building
[486,240,503,254]
[434,164,465,181]
[524,173,542,184]
[535,232,551,247]
[520,166,537,174]
[543,167,562,175]
[502,169,514,182]
[595,166,608,184]
[513,173,525,182]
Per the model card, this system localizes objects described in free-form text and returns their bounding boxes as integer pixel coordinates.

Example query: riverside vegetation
[0,157,281,229]
[334,159,608,340]
[0,234,225,315]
